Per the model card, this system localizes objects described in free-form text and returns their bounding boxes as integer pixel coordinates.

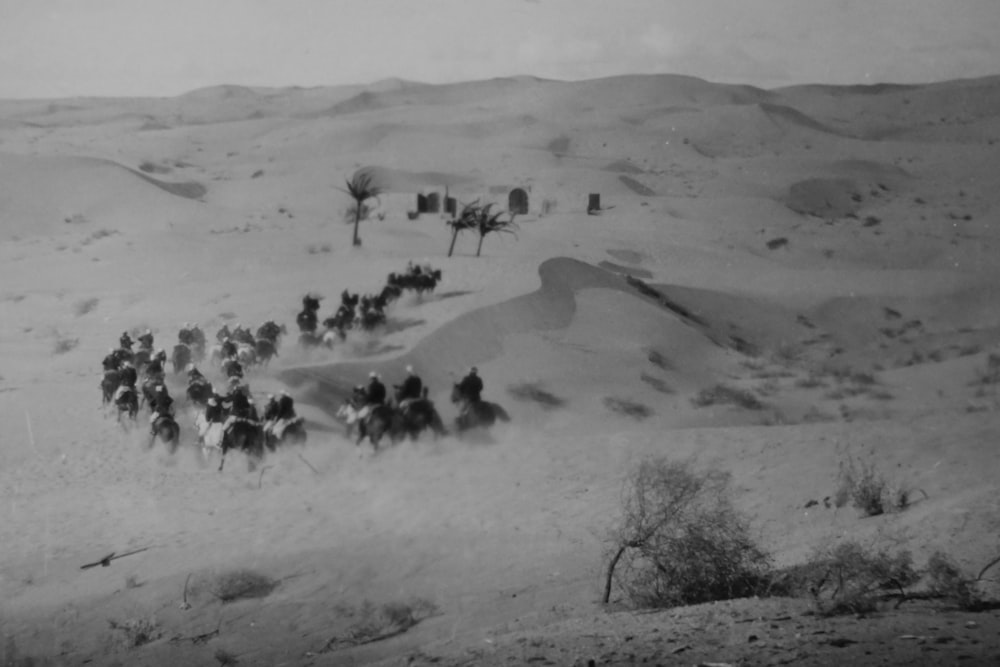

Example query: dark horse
[254,338,278,368]
[450,384,511,433]
[393,388,447,441]
[101,370,120,405]
[219,419,264,472]
[186,380,214,407]
[148,414,180,453]
[264,417,307,452]
[172,343,191,375]
[114,386,139,423]
[357,404,403,451]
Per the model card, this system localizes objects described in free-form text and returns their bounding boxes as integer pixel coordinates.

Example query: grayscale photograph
[1,1,999,665]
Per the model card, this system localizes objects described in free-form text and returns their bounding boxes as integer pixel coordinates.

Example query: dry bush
[691,384,764,410]
[322,598,439,651]
[603,396,653,420]
[779,540,919,616]
[647,349,673,371]
[215,648,239,665]
[74,297,99,316]
[209,569,277,603]
[836,454,911,517]
[640,372,674,394]
[506,382,566,409]
[306,243,332,254]
[52,333,79,355]
[603,458,773,608]
[925,551,984,611]
[108,615,161,650]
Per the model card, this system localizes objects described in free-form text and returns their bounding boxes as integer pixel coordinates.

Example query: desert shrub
[691,384,763,410]
[506,382,566,409]
[52,334,79,355]
[836,454,915,517]
[639,372,674,394]
[603,397,653,420]
[74,297,99,316]
[973,353,1000,388]
[766,237,788,250]
[139,160,170,174]
[647,349,673,370]
[321,598,438,651]
[603,458,773,608]
[306,243,332,254]
[780,540,919,616]
[209,569,277,603]
[215,648,239,665]
[925,551,983,611]
[108,615,161,650]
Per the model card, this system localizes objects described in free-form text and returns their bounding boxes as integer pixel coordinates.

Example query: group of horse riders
[350,364,483,422]
[192,367,300,447]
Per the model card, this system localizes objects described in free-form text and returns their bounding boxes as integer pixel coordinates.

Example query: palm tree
[446,200,478,257]
[472,203,518,257]
[341,170,382,247]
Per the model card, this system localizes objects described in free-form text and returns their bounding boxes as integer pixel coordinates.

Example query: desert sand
[1,73,1000,666]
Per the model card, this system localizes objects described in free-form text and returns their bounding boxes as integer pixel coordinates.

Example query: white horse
[195,412,225,453]
[336,400,363,439]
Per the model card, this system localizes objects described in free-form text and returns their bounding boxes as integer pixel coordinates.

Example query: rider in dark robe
[216,324,231,343]
[150,385,174,432]
[205,396,225,423]
[396,365,424,411]
[458,367,483,403]
[221,338,238,359]
[365,372,386,406]
[178,323,193,345]
[137,329,154,350]
[120,332,134,350]
[119,360,138,388]
[102,348,120,371]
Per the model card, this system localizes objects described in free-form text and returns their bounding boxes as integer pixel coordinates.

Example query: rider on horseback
[178,322,193,345]
[396,365,424,412]
[119,360,138,388]
[137,329,154,351]
[357,372,386,421]
[149,385,175,434]
[120,331,134,350]
[263,390,298,439]
[102,347,120,372]
[221,337,238,359]
[457,367,483,405]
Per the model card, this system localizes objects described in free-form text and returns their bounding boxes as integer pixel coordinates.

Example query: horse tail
[493,403,511,422]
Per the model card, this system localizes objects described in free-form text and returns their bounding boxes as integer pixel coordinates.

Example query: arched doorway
[427,192,441,213]
[508,188,529,215]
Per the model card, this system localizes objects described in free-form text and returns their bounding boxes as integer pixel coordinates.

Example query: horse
[132,348,151,375]
[356,404,403,451]
[186,380,214,407]
[148,414,180,453]
[264,417,307,451]
[254,338,278,367]
[450,384,511,433]
[218,418,264,472]
[171,343,191,375]
[396,397,447,441]
[256,321,286,345]
[236,343,257,369]
[296,309,318,334]
[100,370,120,405]
[113,385,139,423]
[139,378,158,412]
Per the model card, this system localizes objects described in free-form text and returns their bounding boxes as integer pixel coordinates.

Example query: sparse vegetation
[836,453,914,517]
[766,237,789,250]
[506,382,566,409]
[446,200,519,257]
[639,372,674,394]
[603,396,653,420]
[53,332,79,355]
[108,615,161,650]
[306,242,332,254]
[74,297,99,316]
[783,540,920,616]
[603,458,773,607]
[341,170,382,247]
[692,384,764,410]
[209,568,277,603]
[321,598,439,652]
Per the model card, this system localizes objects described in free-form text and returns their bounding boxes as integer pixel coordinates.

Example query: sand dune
[2,72,1000,665]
